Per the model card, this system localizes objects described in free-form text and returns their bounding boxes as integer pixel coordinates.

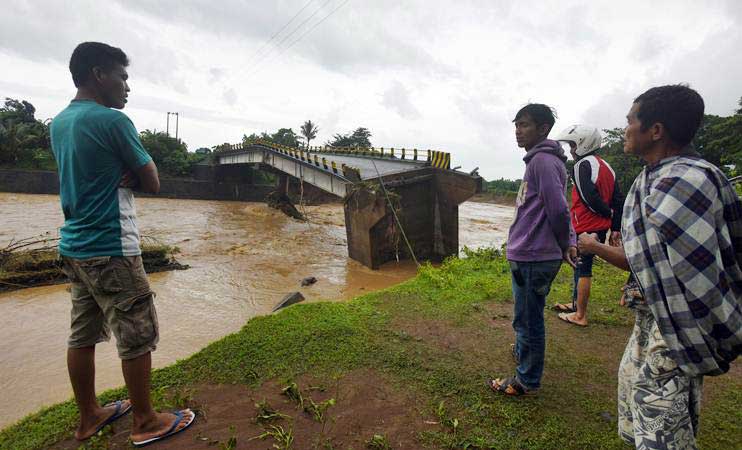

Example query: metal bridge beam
[218,149,351,198]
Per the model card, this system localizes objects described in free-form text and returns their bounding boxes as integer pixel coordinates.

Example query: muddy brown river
[0,192,513,428]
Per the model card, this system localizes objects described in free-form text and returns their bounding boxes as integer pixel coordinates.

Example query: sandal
[487,376,535,396]
[552,303,574,313]
[558,312,588,327]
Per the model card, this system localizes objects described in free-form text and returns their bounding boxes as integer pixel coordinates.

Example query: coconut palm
[300,120,319,149]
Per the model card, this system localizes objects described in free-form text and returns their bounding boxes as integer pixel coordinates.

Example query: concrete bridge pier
[343,168,481,269]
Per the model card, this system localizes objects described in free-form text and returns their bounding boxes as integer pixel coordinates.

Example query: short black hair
[512,103,557,133]
[69,42,129,88]
[634,84,704,147]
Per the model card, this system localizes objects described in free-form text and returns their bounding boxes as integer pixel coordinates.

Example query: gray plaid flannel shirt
[623,155,742,376]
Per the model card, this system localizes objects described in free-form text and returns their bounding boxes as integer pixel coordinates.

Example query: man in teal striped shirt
[50,42,194,446]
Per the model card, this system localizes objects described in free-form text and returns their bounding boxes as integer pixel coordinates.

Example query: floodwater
[0,193,513,428]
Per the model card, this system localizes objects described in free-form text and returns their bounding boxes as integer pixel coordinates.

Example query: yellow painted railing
[220,139,452,175]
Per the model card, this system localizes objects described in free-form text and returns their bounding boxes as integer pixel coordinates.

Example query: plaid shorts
[62,255,159,360]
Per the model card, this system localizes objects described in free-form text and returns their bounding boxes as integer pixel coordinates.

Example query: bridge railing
[306,145,451,169]
[218,139,364,182]
[216,139,451,172]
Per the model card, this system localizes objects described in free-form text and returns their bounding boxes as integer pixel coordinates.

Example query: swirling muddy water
[0,192,513,427]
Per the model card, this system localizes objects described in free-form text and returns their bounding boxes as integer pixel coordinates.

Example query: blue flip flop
[85,400,132,438]
[132,409,196,447]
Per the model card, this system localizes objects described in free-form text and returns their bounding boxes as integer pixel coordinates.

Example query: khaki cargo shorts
[61,255,159,360]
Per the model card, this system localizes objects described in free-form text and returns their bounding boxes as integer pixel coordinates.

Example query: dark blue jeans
[509,259,562,390]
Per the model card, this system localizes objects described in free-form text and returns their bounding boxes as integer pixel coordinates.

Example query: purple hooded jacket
[507,139,576,262]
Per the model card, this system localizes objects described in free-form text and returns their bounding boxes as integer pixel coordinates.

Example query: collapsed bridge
[215,140,482,269]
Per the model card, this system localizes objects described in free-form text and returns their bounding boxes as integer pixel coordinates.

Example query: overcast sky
[2,0,741,179]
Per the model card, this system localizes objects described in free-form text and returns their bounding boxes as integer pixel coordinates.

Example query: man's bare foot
[75,399,132,440]
[130,409,195,445]
[558,312,588,327]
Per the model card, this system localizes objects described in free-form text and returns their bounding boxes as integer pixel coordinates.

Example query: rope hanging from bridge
[371,159,420,267]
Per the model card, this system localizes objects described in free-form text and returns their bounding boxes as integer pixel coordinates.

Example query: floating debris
[0,234,188,293]
[272,292,305,312]
[266,191,305,221]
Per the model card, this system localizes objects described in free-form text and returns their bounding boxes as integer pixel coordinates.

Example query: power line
[244,0,352,80]
[243,0,335,76]
[272,0,335,54]
[283,0,351,53]
[244,0,317,68]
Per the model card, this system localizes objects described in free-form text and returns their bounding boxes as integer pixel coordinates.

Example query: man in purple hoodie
[488,104,577,396]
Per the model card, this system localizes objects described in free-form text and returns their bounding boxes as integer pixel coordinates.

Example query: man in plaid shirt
[578,85,742,449]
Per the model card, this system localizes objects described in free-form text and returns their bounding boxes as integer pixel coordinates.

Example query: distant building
[195,147,211,154]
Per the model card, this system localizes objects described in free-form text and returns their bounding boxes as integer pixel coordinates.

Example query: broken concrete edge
[343,168,480,270]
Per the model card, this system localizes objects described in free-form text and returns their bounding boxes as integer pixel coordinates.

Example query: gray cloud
[121,0,451,75]
[0,77,260,132]
[382,81,420,119]
[222,88,238,106]
[583,17,742,131]
[530,4,610,51]
[632,33,670,64]
[0,80,69,102]
[3,0,740,180]
[118,0,278,42]
[659,28,742,116]
[580,88,636,132]
[0,1,186,91]
[721,0,742,21]
[131,94,265,129]
[209,68,226,83]
[455,92,510,145]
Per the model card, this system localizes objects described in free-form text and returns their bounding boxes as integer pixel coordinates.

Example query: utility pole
[165,111,178,136]
[166,112,180,140]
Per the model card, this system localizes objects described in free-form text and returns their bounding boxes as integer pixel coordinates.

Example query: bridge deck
[306,153,425,179]
[216,141,451,196]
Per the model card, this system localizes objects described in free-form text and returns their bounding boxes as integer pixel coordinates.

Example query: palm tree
[300,120,319,149]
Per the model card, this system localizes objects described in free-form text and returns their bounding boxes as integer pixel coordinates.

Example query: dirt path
[52,369,432,449]
[51,303,641,450]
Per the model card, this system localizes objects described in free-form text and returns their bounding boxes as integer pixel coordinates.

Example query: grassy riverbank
[1,249,739,449]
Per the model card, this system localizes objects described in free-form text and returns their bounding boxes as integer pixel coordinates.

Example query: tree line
[0,97,208,176]
[0,98,55,170]
[0,99,374,178]
[3,96,740,188]
[235,120,373,150]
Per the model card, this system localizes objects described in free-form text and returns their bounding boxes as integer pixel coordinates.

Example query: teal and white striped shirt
[50,100,152,258]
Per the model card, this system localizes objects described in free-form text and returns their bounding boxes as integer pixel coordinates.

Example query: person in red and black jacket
[552,125,624,326]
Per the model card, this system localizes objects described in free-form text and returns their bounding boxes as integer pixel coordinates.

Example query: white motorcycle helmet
[555,125,602,158]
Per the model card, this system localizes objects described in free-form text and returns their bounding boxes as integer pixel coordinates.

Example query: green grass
[1,248,739,449]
